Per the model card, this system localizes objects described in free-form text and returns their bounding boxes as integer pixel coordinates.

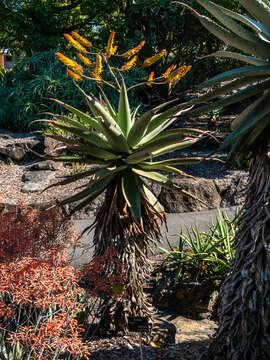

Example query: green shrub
[160,209,238,283]
[0,50,146,132]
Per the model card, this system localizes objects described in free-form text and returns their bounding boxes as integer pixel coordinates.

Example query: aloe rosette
[177,0,270,164]
[39,82,204,223]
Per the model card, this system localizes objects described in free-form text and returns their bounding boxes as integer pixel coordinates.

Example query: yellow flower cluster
[142,49,166,68]
[55,52,83,75]
[67,69,83,82]
[77,53,92,67]
[167,65,192,83]
[121,55,138,71]
[147,72,154,87]
[120,41,146,59]
[94,54,103,75]
[64,33,87,53]
[58,31,191,87]
[90,71,103,84]
[71,31,92,48]
[163,65,176,79]
[106,32,116,56]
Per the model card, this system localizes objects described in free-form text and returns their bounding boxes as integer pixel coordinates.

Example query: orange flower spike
[111,45,118,55]
[64,33,87,53]
[77,53,92,67]
[120,40,146,59]
[94,54,102,75]
[142,49,167,68]
[167,65,192,83]
[55,52,83,75]
[163,64,176,79]
[90,71,103,84]
[71,31,92,48]
[105,31,116,56]
[121,55,138,71]
[147,71,154,87]
[67,69,83,82]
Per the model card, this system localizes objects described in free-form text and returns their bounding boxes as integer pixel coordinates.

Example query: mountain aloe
[37,32,204,332]
[176,0,270,358]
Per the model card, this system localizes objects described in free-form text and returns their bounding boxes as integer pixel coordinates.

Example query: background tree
[175,0,270,358]
[0,0,118,56]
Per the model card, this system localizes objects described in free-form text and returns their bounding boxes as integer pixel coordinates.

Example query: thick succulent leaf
[85,94,122,131]
[99,119,130,153]
[60,166,126,207]
[60,172,115,206]
[198,65,270,89]
[219,92,270,150]
[197,13,270,59]
[132,168,183,193]
[205,1,270,41]
[37,120,111,150]
[42,113,94,130]
[42,166,105,192]
[152,138,201,157]
[48,155,109,165]
[231,96,265,130]
[127,109,155,147]
[133,168,206,207]
[186,79,270,117]
[141,158,203,167]
[239,0,270,34]
[69,145,120,160]
[98,87,117,120]
[140,163,191,177]
[43,133,81,146]
[48,98,102,132]
[139,133,186,154]
[196,0,265,45]
[131,104,141,124]
[145,103,192,136]
[68,189,105,215]
[118,80,131,136]
[137,128,205,147]
[202,50,270,66]
[141,182,164,213]
[125,150,152,164]
[184,75,267,109]
[244,113,270,150]
[122,170,141,223]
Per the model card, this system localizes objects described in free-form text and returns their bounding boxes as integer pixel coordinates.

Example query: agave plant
[35,31,206,332]
[176,0,270,358]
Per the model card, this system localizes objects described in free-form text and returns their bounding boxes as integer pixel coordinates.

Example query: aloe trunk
[91,177,165,332]
[207,144,270,359]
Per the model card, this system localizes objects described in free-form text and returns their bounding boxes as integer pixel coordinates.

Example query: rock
[28,160,62,171]
[158,177,221,213]
[21,170,55,193]
[149,318,176,347]
[214,171,248,207]
[0,132,43,161]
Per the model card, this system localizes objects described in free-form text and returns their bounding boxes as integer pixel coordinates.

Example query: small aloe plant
[35,31,206,332]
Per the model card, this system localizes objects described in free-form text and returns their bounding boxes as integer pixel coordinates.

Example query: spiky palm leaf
[176,1,270,358]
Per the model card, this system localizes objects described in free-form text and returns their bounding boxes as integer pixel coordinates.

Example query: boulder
[0,132,43,161]
[214,171,248,207]
[28,159,62,171]
[21,170,55,193]
[158,177,221,213]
